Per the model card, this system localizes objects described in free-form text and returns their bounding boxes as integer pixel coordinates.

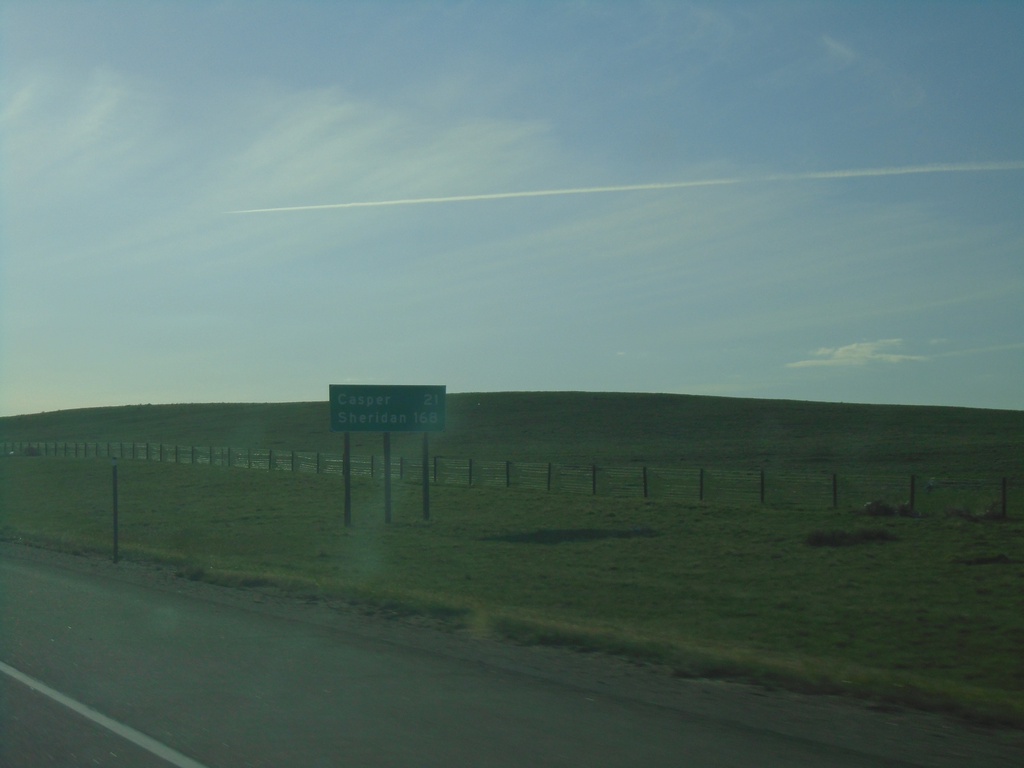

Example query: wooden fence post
[111,457,119,564]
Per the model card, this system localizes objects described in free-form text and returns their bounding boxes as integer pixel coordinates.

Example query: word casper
[329,385,446,432]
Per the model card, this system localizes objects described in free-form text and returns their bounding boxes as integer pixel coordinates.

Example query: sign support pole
[383,432,392,524]
[343,432,352,527]
[422,432,430,521]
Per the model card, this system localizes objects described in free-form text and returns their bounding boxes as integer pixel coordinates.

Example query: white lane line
[0,660,212,768]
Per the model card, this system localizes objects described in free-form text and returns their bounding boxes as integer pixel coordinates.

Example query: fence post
[111,457,119,564]
[268,449,273,471]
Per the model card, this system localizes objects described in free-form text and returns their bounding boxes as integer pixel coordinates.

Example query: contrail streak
[227,161,1024,214]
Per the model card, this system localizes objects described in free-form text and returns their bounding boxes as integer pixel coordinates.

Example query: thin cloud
[227,178,743,214]
[787,339,927,368]
[821,35,857,68]
[227,161,1024,214]
[931,341,1024,358]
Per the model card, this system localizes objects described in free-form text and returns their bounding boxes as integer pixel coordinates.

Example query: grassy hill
[3,392,1024,723]
[2,392,1022,475]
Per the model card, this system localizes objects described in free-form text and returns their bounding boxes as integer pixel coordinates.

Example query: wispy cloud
[821,35,857,68]
[227,161,1024,214]
[931,341,1024,358]
[786,339,927,368]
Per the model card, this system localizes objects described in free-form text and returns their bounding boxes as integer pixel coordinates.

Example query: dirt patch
[481,527,659,544]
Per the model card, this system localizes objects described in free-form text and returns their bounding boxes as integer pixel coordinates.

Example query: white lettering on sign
[329,385,445,432]
[336,393,392,407]
[338,412,408,425]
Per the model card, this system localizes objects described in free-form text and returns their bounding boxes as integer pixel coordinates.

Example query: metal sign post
[383,432,392,524]
[422,432,430,520]
[343,432,352,527]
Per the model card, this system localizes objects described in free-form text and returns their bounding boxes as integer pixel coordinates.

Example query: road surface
[1,543,1021,767]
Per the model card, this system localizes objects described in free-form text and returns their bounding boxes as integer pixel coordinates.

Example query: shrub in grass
[985,501,1008,520]
[859,500,917,517]
[805,528,897,547]
[861,500,895,516]
[947,503,1007,522]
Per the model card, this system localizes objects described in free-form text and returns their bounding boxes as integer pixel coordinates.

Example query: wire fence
[3,440,1018,515]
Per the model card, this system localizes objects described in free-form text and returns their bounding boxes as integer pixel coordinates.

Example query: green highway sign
[329,384,446,432]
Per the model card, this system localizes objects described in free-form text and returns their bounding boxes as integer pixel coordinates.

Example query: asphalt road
[1,544,1021,767]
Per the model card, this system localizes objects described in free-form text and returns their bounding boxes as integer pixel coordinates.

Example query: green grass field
[2,393,1023,724]
[3,392,1023,473]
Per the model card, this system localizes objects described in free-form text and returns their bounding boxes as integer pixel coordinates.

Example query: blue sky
[1,1,1022,416]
